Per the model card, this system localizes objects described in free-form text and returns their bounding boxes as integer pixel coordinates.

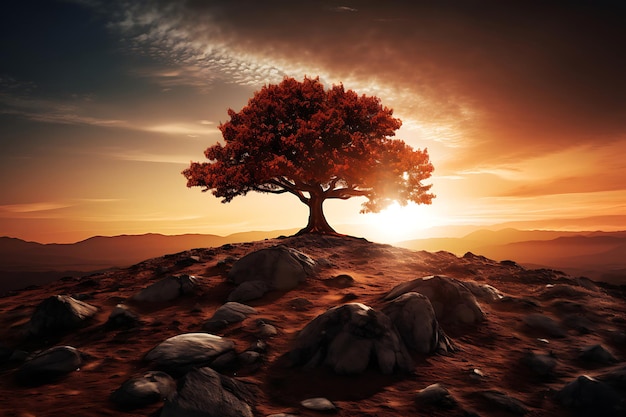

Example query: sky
[1,0,625,244]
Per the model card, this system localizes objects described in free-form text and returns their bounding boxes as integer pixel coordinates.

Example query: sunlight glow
[363,201,441,243]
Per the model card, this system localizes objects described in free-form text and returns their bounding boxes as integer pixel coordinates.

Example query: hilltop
[0,234,625,416]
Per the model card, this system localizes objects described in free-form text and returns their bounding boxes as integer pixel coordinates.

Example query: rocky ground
[0,234,625,416]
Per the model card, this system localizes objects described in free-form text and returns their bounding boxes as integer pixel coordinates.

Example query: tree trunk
[296,194,337,235]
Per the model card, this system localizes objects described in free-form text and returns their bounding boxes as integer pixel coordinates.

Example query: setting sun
[364,202,440,243]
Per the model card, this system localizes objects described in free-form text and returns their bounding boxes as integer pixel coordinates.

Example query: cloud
[0,202,73,213]
[0,92,128,127]
[143,122,219,136]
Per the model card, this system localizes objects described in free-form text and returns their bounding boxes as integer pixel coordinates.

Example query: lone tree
[183,77,434,235]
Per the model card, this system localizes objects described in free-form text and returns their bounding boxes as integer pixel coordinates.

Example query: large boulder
[557,375,624,416]
[384,275,485,325]
[144,333,235,373]
[16,346,82,385]
[110,371,176,410]
[132,274,198,303]
[228,246,316,290]
[382,292,455,354]
[289,303,412,375]
[26,295,98,336]
[161,367,255,417]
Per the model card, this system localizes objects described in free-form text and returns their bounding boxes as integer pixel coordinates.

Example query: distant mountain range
[398,228,626,285]
[0,229,298,293]
[1,227,625,294]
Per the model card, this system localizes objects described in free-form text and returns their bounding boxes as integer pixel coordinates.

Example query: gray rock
[145,333,235,372]
[27,295,98,336]
[161,367,255,417]
[132,274,198,303]
[110,371,176,410]
[300,397,336,412]
[479,390,528,415]
[203,302,257,332]
[415,383,457,408]
[382,292,455,354]
[324,274,355,288]
[228,280,269,302]
[289,303,412,375]
[228,246,316,290]
[256,322,278,338]
[384,275,485,325]
[522,314,567,338]
[557,375,623,416]
[16,346,82,384]
[107,304,140,328]
[579,344,618,364]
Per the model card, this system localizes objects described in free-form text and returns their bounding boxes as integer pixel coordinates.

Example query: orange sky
[1,1,625,243]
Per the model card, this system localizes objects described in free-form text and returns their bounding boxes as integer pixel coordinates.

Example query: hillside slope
[0,235,624,416]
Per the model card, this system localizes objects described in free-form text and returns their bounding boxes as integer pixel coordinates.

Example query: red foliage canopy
[183,77,434,234]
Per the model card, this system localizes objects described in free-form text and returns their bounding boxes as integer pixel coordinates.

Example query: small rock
[228,246,316,290]
[27,295,98,336]
[203,302,257,332]
[257,323,278,338]
[144,333,235,373]
[324,274,355,288]
[110,371,176,410]
[107,304,140,328]
[470,368,485,380]
[132,275,198,303]
[579,344,617,364]
[415,383,457,408]
[301,397,336,412]
[16,346,82,385]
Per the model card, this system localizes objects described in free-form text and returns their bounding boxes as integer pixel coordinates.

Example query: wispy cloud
[143,122,219,136]
[0,202,73,213]
[0,92,128,127]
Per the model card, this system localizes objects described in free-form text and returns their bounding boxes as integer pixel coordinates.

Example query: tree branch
[326,187,370,199]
